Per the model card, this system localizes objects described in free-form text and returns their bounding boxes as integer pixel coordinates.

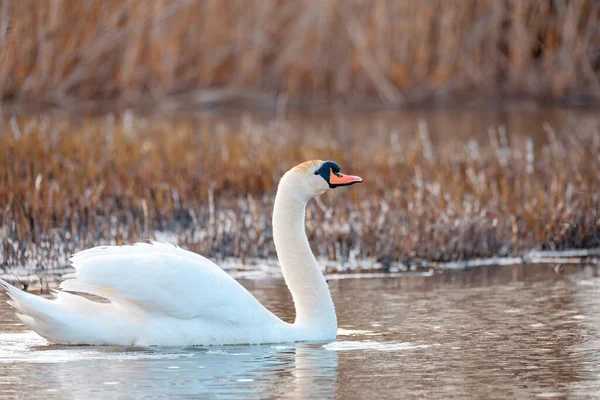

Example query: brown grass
[1,110,599,272]
[0,1,599,107]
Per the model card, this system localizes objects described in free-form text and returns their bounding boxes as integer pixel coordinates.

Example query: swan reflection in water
[0,332,339,399]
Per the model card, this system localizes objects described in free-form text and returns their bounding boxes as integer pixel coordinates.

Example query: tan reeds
[0,1,598,106]
[1,111,599,271]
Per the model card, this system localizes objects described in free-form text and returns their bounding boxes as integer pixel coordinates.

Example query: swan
[0,160,362,346]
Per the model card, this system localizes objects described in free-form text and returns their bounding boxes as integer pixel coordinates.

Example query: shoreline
[2,248,598,292]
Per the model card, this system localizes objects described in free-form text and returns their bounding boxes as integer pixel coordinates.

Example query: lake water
[2,264,600,399]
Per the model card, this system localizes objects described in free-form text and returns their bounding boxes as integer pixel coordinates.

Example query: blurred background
[1,0,599,107]
[0,0,599,277]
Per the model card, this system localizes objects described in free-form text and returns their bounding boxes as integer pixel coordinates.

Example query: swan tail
[0,279,126,344]
[0,279,62,337]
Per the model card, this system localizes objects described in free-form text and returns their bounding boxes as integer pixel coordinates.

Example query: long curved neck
[272,175,337,335]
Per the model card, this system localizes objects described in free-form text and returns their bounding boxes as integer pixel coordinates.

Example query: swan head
[282,160,363,201]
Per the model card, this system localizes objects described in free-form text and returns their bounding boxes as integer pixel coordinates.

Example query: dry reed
[1,110,599,273]
[0,1,599,107]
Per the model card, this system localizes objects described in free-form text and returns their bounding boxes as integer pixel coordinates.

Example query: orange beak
[329,171,363,188]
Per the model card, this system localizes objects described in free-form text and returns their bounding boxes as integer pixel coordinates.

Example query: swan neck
[272,178,336,334]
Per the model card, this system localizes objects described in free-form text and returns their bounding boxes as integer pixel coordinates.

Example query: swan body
[1,160,362,346]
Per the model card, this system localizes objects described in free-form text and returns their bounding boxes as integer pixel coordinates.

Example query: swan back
[61,242,271,321]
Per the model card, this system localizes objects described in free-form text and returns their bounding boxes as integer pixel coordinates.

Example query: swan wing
[60,242,273,323]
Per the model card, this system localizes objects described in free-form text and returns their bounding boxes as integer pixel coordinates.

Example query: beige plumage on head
[292,159,322,173]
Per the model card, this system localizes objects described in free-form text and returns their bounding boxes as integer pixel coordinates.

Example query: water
[2,264,600,399]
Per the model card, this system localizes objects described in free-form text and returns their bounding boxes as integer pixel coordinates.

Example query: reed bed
[1,111,599,274]
[0,0,599,107]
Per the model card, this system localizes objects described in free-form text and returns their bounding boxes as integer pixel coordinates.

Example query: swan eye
[314,171,319,175]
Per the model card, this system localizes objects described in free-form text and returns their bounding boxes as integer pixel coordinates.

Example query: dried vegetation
[1,111,599,272]
[0,0,599,106]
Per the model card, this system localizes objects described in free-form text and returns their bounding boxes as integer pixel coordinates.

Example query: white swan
[0,160,362,346]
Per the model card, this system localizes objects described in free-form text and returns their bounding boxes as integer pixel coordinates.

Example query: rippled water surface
[2,264,600,399]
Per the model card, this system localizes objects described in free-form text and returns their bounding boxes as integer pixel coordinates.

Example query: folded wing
[60,242,274,324]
